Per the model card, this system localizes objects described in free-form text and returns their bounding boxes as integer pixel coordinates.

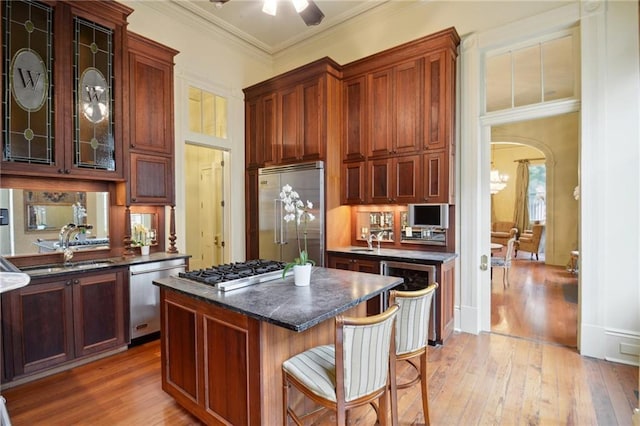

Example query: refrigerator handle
[274,199,281,244]
[279,200,287,245]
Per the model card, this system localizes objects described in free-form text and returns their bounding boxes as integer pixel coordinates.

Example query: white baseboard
[458,304,481,335]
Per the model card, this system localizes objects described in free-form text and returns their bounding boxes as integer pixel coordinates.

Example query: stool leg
[420,352,430,425]
[390,357,399,426]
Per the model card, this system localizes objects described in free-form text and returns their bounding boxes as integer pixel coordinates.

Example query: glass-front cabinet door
[2,0,56,171]
[74,17,115,173]
[1,0,131,180]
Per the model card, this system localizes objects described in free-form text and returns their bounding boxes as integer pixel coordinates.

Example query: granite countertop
[17,252,191,279]
[153,266,403,332]
[328,246,458,263]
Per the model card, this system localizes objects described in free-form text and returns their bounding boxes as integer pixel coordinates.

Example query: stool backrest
[335,304,398,402]
[390,284,438,356]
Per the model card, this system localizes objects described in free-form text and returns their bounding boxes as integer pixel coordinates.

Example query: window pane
[215,95,227,139]
[188,86,202,133]
[187,86,227,139]
[485,53,512,112]
[513,45,541,107]
[202,91,215,136]
[528,164,546,223]
[542,36,574,101]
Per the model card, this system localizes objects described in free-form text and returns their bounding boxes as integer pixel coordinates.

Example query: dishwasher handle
[130,263,187,276]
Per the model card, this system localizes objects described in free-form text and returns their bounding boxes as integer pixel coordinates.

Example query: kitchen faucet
[367,231,385,251]
[59,223,93,264]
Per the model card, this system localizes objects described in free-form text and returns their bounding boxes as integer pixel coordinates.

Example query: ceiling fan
[210,0,325,26]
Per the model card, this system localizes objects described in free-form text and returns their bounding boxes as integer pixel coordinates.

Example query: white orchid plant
[280,184,316,278]
[132,223,150,247]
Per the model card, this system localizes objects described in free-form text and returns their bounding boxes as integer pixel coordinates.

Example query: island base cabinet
[161,289,261,425]
[159,287,365,425]
[2,270,128,381]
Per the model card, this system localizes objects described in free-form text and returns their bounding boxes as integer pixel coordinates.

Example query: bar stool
[389,283,439,426]
[282,304,399,426]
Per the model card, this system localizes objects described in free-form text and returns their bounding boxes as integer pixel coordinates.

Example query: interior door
[212,158,225,265]
[200,166,215,267]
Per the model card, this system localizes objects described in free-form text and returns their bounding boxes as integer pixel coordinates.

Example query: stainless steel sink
[21,260,115,274]
[350,248,375,252]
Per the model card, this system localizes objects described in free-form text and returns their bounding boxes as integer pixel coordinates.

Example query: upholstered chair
[282,304,399,426]
[388,284,438,426]
[491,221,518,246]
[515,224,544,260]
[491,237,517,288]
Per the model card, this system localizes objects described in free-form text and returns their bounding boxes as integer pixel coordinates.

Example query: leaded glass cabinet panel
[2,0,54,165]
[74,17,115,171]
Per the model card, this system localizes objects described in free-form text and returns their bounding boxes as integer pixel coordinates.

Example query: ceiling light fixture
[262,0,277,16]
[490,168,509,194]
[292,0,309,13]
[263,0,310,16]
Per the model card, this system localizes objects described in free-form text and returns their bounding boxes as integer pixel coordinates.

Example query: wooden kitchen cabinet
[161,288,262,425]
[2,269,128,381]
[125,32,178,205]
[340,27,459,206]
[368,155,420,204]
[342,76,367,162]
[341,161,366,205]
[244,57,342,168]
[245,93,276,169]
[72,270,127,358]
[327,254,382,316]
[420,149,453,204]
[328,253,380,274]
[437,259,456,344]
[368,60,422,158]
[1,0,132,181]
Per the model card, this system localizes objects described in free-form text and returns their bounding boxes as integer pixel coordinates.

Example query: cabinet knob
[131,198,137,202]
[73,279,80,285]
[65,280,72,286]
[58,169,64,174]
[65,169,70,174]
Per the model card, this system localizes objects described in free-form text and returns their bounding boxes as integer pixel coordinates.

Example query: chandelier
[490,168,509,194]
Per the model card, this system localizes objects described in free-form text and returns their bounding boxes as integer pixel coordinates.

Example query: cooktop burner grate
[178,259,288,291]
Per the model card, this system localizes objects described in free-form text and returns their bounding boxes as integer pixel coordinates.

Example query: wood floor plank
[2,335,637,426]
[3,258,637,426]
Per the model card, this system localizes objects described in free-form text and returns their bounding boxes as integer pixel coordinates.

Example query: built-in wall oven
[380,260,437,342]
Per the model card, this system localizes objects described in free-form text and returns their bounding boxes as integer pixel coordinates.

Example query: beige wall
[492,112,579,266]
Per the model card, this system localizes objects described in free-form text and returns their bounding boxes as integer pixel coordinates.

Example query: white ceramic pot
[140,245,150,256]
[293,264,312,287]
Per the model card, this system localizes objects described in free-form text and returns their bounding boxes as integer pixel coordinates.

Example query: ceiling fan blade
[299,0,324,26]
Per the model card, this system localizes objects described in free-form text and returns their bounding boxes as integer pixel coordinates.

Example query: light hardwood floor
[3,260,637,425]
[491,253,578,347]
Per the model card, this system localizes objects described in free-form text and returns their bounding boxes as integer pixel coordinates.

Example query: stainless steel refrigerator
[258,161,324,266]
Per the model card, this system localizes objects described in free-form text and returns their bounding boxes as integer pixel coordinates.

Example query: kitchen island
[153,266,403,425]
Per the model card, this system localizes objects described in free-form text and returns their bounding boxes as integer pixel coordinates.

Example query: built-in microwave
[407,203,449,229]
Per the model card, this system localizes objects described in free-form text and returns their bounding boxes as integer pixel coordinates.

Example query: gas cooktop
[178,259,289,291]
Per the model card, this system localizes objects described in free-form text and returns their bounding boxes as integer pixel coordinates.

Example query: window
[188,86,227,139]
[485,34,576,113]
[528,164,546,223]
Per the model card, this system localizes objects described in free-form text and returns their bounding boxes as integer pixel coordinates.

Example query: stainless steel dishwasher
[129,258,187,341]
